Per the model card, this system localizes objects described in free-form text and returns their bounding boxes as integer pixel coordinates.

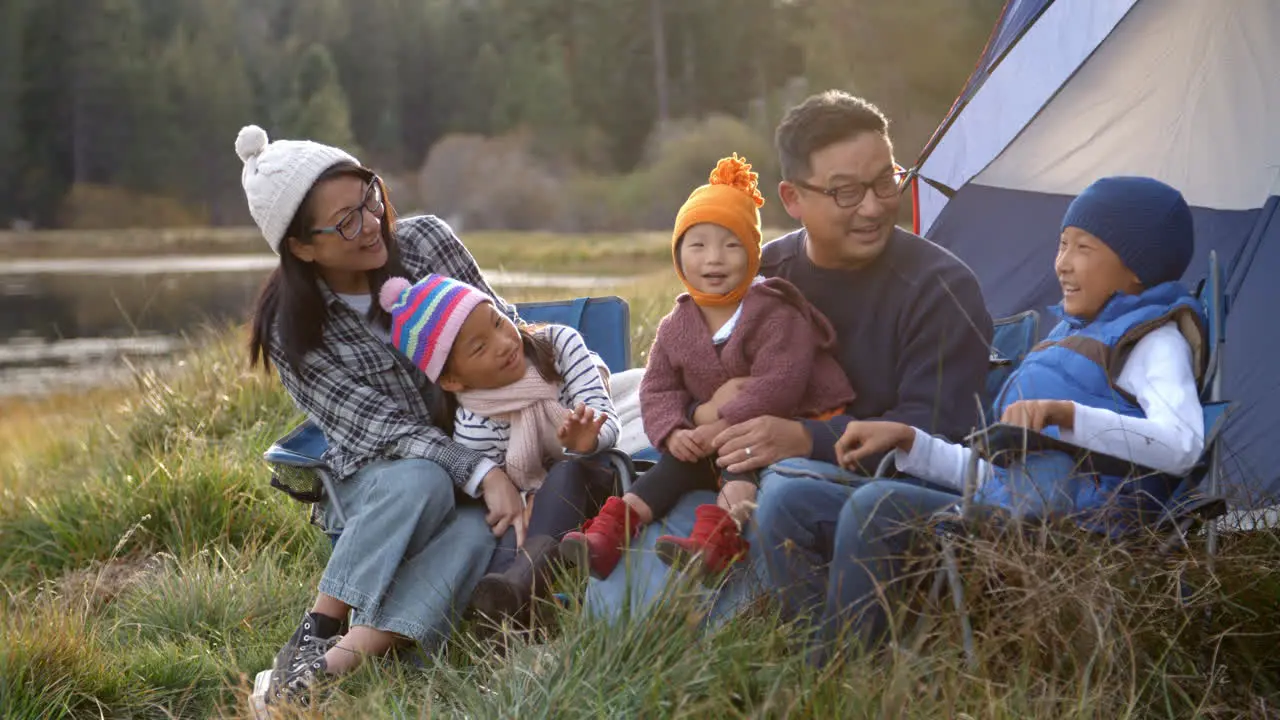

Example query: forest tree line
[1,0,1002,231]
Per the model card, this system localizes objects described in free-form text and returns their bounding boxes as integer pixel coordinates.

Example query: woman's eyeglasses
[312,178,386,241]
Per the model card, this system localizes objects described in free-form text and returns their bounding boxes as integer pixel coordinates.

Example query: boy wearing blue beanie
[836,175,1207,522]
[758,176,1211,659]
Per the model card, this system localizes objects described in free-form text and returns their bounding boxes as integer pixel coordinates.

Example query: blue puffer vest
[983,281,1207,529]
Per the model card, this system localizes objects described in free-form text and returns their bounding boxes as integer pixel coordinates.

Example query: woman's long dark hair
[249,163,409,373]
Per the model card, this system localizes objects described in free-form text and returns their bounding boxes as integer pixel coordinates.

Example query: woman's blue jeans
[318,458,495,646]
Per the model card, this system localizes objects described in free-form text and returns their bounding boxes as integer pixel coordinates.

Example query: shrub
[563,115,786,232]
[57,184,210,230]
[417,116,784,233]
[418,132,567,232]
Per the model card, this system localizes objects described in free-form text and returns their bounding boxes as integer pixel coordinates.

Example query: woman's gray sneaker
[272,612,343,672]
[250,612,342,718]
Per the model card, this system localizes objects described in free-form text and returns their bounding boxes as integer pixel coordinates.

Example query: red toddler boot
[654,503,749,581]
[559,496,644,579]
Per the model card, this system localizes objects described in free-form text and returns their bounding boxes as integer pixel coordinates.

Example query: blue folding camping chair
[263,296,635,530]
[934,250,1231,667]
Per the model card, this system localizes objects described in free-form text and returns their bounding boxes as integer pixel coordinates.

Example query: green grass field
[2,249,1279,718]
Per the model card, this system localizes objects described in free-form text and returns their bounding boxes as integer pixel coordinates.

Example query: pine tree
[283,43,359,153]
[0,0,27,224]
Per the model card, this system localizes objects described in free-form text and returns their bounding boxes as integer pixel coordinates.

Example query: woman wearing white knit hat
[235,125,529,713]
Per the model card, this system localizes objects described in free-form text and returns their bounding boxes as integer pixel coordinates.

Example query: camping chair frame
[262,296,636,532]
[932,250,1230,667]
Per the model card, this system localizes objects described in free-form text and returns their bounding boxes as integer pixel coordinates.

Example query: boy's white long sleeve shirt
[895,322,1204,492]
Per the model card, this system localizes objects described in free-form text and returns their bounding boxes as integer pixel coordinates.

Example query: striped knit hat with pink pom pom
[378,274,492,382]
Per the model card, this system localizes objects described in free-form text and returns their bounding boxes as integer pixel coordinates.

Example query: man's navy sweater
[760,227,994,465]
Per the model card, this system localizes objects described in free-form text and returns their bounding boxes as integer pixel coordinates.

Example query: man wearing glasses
[587,91,992,624]
[704,90,994,475]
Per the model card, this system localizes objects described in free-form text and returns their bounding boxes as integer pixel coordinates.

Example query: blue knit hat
[1060,176,1195,287]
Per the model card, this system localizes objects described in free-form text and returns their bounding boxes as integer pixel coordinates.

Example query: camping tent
[912,0,1280,513]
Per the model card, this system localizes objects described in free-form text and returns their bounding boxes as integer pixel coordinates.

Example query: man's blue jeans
[755,473,961,661]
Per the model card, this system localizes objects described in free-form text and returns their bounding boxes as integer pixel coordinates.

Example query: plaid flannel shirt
[270,215,519,486]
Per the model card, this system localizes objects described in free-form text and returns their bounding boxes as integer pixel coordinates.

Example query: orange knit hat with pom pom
[672,154,766,308]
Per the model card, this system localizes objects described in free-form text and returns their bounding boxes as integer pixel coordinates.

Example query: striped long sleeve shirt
[452,324,620,496]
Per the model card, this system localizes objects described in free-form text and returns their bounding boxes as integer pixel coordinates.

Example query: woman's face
[438,303,527,392]
[288,175,389,281]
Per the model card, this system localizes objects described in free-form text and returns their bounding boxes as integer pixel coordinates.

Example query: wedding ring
[745,446,753,458]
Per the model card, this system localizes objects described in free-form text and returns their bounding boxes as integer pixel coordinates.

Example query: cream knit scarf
[455,363,567,491]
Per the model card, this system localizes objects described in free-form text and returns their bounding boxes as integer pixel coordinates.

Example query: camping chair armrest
[263,420,331,469]
[966,423,1162,479]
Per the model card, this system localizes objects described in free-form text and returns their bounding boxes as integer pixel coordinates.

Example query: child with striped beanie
[560,154,855,582]
[379,274,622,622]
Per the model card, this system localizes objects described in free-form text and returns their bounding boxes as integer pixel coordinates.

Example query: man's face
[780,132,901,270]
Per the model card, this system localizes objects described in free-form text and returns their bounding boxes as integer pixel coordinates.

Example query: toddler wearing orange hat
[560,155,855,580]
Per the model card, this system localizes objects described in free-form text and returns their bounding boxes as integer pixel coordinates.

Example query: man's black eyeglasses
[791,166,912,209]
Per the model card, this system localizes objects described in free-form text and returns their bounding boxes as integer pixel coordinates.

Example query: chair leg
[940,535,977,669]
[927,560,948,606]
[1205,445,1221,575]
[316,468,348,528]
[1158,517,1195,556]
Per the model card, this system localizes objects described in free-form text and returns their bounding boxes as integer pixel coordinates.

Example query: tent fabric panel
[916,0,1137,234]
[1214,200,1280,506]
[942,0,1057,135]
[978,0,1280,211]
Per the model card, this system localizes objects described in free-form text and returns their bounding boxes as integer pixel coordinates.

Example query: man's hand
[712,416,813,473]
[1000,400,1075,432]
[481,467,526,548]
[557,404,606,454]
[665,428,708,463]
[835,421,915,473]
[692,377,749,426]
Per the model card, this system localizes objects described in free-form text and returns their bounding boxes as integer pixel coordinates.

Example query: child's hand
[693,377,749,425]
[1000,400,1075,432]
[558,404,607,455]
[666,428,709,462]
[481,467,526,547]
[835,421,915,472]
[691,419,729,453]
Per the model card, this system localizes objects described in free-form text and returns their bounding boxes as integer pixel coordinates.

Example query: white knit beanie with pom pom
[235,125,360,254]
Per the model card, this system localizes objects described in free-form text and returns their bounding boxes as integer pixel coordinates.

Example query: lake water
[0,255,620,398]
